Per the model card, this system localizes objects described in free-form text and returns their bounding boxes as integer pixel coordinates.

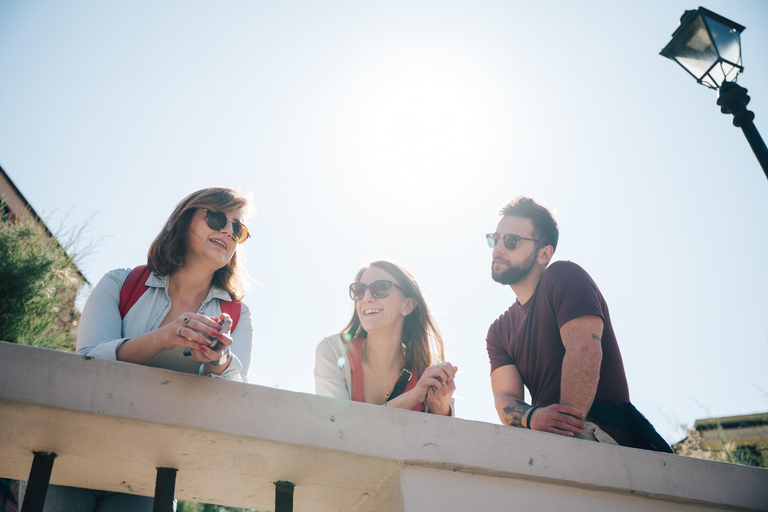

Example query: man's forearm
[497,395,533,428]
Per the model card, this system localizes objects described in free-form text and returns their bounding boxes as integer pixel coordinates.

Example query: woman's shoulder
[85,267,144,305]
[106,267,134,281]
[316,333,345,354]
[93,267,136,290]
[318,332,344,346]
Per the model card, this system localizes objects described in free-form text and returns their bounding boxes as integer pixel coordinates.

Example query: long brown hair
[342,260,444,376]
[147,187,250,300]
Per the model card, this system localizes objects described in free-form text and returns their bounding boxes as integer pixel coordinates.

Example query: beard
[491,250,538,285]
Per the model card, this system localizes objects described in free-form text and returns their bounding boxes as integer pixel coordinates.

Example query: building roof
[0,164,89,285]
[694,412,768,431]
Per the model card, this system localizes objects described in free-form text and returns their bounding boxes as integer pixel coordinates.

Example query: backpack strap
[119,264,241,332]
[387,364,413,401]
[346,337,417,406]
[119,265,152,318]
[220,299,241,332]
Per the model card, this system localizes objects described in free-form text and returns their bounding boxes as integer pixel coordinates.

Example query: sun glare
[338,48,512,219]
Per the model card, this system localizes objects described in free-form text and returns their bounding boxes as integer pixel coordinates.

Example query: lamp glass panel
[721,61,740,82]
[705,16,742,66]
[701,76,717,88]
[670,15,718,80]
[707,64,726,87]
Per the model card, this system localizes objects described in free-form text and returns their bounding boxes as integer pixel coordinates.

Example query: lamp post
[660,7,768,181]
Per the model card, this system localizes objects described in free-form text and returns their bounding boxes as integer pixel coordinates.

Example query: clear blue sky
[1,0,767,443]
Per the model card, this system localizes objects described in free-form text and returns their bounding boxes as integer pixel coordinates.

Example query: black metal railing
[20,453,295,512]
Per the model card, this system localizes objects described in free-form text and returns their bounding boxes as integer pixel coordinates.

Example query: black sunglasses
[349,280,409,301]
[486,232,540,251]
[203,209,250,244]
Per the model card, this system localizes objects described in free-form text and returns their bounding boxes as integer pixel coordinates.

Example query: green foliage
[674,423,767,468]
[176,501,265,512]
[0,207,83,350]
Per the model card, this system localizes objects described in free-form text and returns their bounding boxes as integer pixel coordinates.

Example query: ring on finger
[177,327,184,337]
[182,316,190,325]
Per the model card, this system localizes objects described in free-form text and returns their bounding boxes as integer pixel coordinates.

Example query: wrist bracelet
[208,346,231,367]
[526,406,539,429]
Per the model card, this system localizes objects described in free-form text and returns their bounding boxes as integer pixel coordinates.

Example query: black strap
[387,361,413,401]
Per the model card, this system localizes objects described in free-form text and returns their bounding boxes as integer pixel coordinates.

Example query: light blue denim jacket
[76,268,253,382]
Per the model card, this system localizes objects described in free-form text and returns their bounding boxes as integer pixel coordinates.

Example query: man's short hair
[499,197,559,251]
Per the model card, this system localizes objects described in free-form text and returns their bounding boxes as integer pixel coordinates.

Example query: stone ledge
[1,342,766,511]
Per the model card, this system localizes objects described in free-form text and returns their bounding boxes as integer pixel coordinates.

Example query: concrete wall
[400,466,746,512]
[1,342,766,511]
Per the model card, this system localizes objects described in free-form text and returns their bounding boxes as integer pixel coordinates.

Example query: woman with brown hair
[315,260,456,415]
[34,188,255,510]
[77,187,254,382]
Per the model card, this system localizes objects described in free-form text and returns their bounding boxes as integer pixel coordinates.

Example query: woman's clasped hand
[169,312,234,364]
[415,361,458,415]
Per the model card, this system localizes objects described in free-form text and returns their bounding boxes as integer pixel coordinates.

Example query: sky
[1,0,767,444]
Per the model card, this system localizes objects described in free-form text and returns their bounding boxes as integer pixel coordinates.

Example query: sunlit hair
[342,260,444,376]
[499,196,559,251]
[147,187,251,300]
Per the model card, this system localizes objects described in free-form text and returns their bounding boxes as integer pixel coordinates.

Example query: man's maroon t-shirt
[487,261,630,411]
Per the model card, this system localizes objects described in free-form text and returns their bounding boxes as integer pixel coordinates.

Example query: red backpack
[118,265,241,331]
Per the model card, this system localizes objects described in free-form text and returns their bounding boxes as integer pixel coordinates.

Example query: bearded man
[486,197,671,451]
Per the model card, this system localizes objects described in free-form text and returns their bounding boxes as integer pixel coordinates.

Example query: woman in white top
[315,260,456,415]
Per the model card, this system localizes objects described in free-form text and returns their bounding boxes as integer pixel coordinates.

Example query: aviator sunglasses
[203,208,251,244]
[486,232,540,251]
[349,280,409,301]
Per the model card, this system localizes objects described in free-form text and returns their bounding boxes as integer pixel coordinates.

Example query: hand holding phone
[182,316,232,357]
[207,318,232,351]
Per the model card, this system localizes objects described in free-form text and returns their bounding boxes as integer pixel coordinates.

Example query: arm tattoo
[502,399,531,428]
[591,333,601,342]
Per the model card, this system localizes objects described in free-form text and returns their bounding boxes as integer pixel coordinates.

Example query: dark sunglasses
[349,280,409,301]
[203,209,250,244]
[486,232,540,251]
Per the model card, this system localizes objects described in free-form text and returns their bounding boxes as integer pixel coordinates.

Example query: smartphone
[182,317,232,357]
[207,318,232,351]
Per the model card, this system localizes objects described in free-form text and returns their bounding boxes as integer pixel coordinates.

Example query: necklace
[363,338,407,400]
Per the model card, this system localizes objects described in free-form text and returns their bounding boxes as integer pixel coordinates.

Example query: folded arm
[492,364,586,436]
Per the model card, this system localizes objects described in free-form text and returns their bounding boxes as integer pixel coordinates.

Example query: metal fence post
[153,467,177,512]
[274,480,295,512]
[20,451,57,512]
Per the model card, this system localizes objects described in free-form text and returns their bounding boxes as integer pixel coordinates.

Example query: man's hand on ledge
[529,404,586,437]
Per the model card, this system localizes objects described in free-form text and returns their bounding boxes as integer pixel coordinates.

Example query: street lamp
[660,7,768,180]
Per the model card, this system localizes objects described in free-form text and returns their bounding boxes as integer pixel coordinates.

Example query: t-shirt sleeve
[545,261,605,329]
[486,317,515,374]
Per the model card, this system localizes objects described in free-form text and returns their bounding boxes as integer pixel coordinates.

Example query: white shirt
[76,268,253,382]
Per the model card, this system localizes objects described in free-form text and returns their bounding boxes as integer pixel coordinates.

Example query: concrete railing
[1,342,767,511]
